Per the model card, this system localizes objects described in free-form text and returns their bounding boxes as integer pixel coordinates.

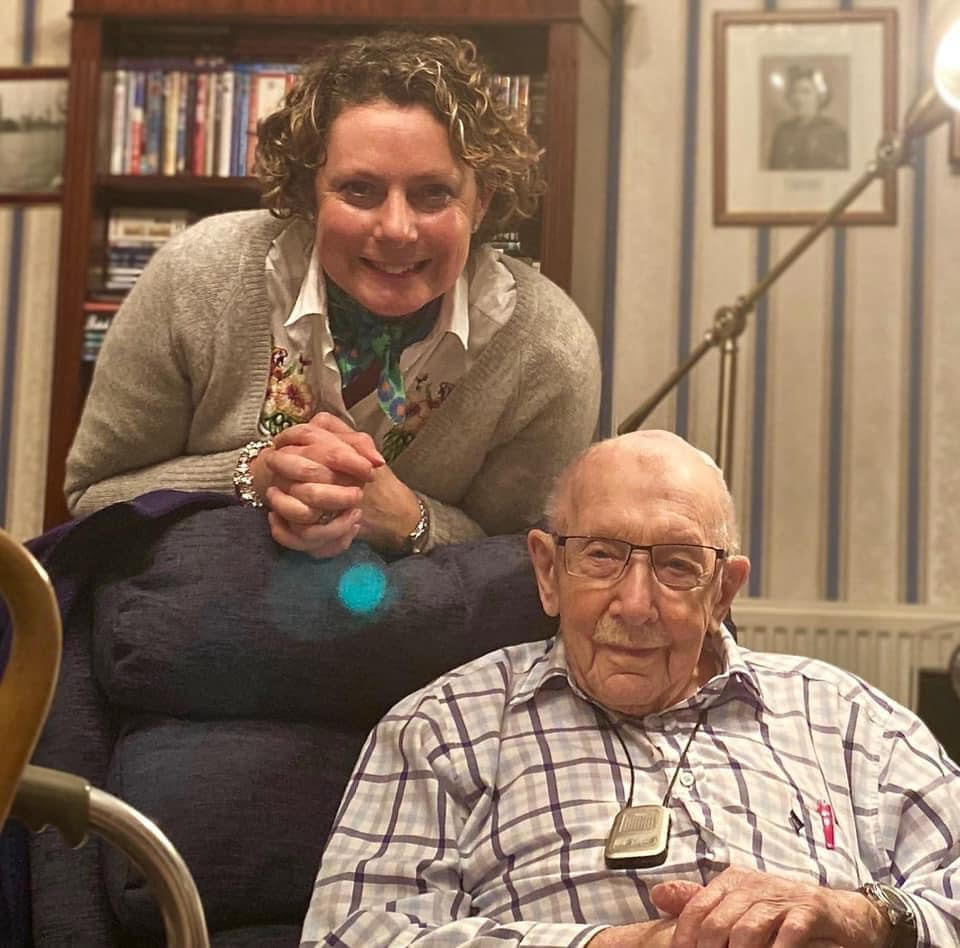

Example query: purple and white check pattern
[301,629,960,947]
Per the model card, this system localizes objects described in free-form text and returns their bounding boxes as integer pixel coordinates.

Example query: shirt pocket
[680,790,862,889]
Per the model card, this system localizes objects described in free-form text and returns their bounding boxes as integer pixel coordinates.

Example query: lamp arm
[616,143,896,443]
[617,334,715,434]
[740,162,886,310]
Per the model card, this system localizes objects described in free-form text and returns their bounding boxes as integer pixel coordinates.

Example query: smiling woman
[64,32,601,558]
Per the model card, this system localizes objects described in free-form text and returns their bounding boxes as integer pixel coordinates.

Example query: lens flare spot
[337,562,387,615]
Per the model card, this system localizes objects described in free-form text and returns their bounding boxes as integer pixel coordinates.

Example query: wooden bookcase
[44,0,615,528]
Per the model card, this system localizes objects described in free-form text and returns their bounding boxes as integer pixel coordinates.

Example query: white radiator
[732,599,960,710]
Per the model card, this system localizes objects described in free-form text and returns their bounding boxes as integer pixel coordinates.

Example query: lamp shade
[935,17,960,110]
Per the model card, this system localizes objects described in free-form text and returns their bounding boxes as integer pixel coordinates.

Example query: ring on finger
[317,511,336,525]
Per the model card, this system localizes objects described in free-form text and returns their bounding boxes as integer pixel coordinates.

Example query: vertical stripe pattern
[748,230,771,597]
[598,4,626,439]
[0,0,34,526]
[905,0,929,603]
[675,0,702,439]
[825,229,846,599]
[0,213,24,525]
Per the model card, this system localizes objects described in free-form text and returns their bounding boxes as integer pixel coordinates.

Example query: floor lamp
[618,18,960,486]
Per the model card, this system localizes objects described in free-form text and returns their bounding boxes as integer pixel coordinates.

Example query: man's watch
[858,882,917,948]
[403,494,429,555]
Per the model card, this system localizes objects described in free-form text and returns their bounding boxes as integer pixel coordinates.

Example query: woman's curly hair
[256,31,545,241]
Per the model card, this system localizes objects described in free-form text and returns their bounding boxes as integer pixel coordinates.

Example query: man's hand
[651,868,891,948]
[586,918,676,948]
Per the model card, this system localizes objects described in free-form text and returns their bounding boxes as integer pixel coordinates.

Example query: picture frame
[950,113,960,167]
[714,9,898,226]
[0,67,69,204]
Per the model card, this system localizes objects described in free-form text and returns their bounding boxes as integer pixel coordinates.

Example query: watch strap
[858,882,917,948]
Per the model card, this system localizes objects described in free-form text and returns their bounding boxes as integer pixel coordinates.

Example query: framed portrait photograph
[0,67,69,204]
[714,9,898,226]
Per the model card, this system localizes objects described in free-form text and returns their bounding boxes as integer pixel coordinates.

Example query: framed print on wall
[714,9,898,226]
[0,67,69,204]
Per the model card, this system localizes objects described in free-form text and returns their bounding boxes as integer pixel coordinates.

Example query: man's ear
[527,528,561,617]
[711,554,750,629]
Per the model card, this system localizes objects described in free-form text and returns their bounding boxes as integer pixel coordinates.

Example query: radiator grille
[733,599,960,710]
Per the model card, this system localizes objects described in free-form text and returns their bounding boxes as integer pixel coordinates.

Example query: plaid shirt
[301,629,960,947]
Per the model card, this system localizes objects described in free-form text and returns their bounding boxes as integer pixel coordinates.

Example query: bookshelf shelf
[96,174,263,210]
[45,0,615,528]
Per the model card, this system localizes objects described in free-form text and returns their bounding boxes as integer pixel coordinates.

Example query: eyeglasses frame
[553,534,727,590]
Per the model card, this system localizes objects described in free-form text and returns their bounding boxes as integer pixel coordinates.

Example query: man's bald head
[544,430,740,553]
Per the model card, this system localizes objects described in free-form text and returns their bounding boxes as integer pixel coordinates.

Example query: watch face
[868,883,916,933]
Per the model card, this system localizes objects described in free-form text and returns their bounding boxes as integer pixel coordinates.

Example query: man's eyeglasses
[555,535,726,589]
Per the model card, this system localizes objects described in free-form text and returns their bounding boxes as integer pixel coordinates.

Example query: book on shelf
[528,74,548,142]
[142,70,164,175]
[490,73,540,130]
[109,68,128,174]
[216,70,235,177]
[488,230,539,270]
[162,70,179,176]
[85,209,196,358]
[100,207,196,302]
[244,67,288,175]
[108,207,194,242]
[82,303,122,362]
[103,60,542,180]
[105,58,298,180]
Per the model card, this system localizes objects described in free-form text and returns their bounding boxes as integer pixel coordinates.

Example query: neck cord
[597,707,706,807]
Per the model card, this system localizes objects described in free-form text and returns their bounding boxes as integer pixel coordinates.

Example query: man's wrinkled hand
[650,867,890,948]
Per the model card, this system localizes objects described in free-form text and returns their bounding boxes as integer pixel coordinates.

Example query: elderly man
[301,431,960,947]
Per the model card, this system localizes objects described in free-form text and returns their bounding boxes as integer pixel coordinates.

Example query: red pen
[816,800,835,849]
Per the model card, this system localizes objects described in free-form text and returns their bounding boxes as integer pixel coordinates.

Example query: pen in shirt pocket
[816,799,836,849]
[789,797,835,849]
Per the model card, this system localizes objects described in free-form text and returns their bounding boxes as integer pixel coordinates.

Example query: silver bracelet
[232,439,273,507]
[404,493,430,555]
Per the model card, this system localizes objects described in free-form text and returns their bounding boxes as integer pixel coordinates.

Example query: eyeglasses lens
[564,539,715,589]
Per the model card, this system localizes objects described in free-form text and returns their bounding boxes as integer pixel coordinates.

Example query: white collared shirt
[302,628,960,946]
[260,224,517,451]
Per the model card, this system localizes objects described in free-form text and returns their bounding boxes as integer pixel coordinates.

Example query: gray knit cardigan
[66,210,601,549]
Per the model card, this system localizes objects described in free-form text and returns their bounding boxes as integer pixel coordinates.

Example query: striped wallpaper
[0,0,68,541]
[612,0,960,607]
[2,0,959,613]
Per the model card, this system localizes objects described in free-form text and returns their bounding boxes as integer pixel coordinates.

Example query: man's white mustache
[592,616,667,650]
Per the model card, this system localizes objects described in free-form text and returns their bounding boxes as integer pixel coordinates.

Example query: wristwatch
[403,494,430,555]
[858,882,917,948]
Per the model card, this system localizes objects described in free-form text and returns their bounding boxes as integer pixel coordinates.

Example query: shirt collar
[284,236,326,329]
[509,623,767,715]
[282,235,471,352]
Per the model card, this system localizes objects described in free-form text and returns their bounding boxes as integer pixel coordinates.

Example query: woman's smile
[361,258,429,276]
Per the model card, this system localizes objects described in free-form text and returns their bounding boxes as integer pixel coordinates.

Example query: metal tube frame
[89,786,210,947]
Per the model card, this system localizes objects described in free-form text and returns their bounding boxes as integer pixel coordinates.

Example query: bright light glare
[934,18,960,110]
[337,562,387,615]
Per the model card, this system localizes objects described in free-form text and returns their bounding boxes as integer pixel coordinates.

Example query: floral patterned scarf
[327,277,440,424]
